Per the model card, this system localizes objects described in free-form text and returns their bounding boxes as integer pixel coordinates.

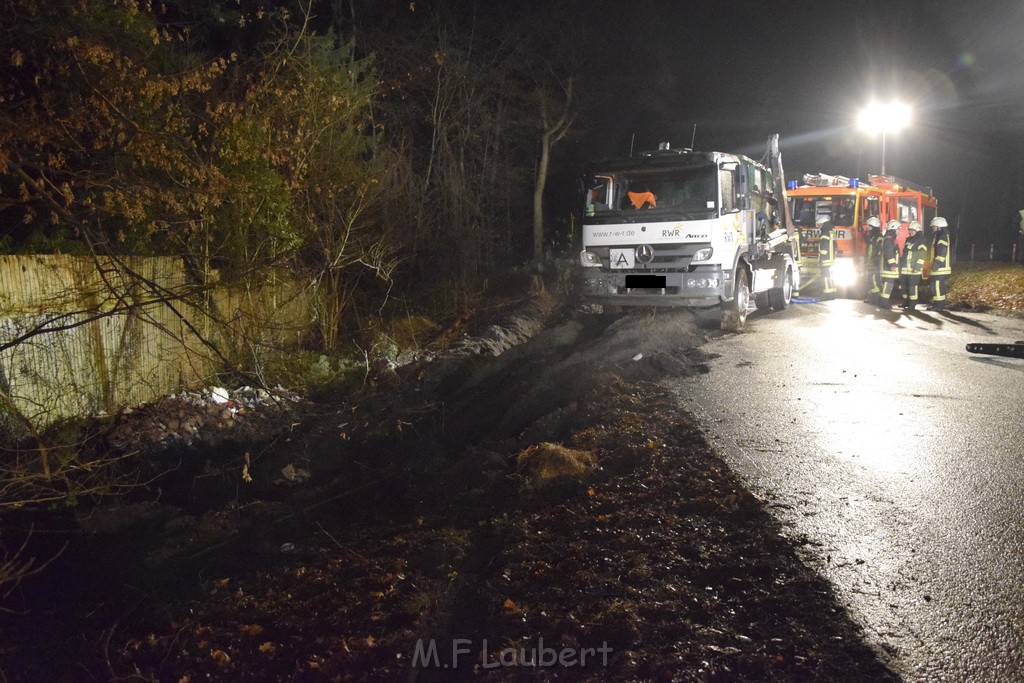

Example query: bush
[253,350,366,395]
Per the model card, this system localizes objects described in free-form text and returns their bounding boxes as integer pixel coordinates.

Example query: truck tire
[768,268,793,310]
[721,268,750,331]
[754,291,771,310]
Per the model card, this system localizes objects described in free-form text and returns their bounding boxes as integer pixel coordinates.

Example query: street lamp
[857,100,912,175]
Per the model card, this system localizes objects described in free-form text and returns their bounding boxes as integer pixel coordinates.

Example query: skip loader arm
[766,134,797,247]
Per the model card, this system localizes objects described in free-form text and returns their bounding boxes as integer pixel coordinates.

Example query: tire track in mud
[430,309,714,445]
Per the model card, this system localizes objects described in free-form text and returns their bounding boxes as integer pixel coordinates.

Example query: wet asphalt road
[674,300,1024,682]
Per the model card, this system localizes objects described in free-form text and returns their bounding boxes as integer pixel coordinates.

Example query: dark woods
[0,0,585,343]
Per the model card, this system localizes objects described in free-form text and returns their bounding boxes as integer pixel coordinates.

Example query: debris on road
[966,340,1024,358]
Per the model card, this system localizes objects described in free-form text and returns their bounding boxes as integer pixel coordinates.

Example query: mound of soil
[0,297,895,681]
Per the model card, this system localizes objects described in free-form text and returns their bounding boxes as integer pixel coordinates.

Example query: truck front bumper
[579,268,726,308]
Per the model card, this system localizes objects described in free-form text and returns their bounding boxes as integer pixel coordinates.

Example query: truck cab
[579,137,800,330]
[785,172,938,294]
[786,174,884,293]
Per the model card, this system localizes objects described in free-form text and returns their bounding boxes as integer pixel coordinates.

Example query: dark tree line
[0,0,587,348]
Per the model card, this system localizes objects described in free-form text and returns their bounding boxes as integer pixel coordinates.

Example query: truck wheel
[721,268,750,331]
[768,268,793,310]
[754,291,771,310]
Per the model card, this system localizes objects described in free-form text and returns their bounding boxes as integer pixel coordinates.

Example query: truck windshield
[584,164,718,221]
[789,196,856,227]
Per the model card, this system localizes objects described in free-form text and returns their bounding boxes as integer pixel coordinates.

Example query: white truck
[579,134,801,330]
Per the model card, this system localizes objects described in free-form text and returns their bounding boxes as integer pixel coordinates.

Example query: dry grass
[381,315,439,352]
[948,263,1024,313]
[515,442,596,480]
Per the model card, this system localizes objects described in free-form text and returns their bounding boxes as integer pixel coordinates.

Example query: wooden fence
[0,255,309,426]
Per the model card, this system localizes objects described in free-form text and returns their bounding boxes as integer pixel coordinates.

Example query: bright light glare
[857,100,912,134]
[833,258,858,287]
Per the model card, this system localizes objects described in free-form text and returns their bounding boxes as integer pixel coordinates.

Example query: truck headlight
[579,250,601,268]
[833,259,857,287]
[686,276,721,289]
[692,247,713,262]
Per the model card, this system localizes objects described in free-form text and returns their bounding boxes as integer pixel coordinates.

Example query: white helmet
[908,220,922,233]
[885,219,901,233]
[930,216,948,229]
[866,216,882,229]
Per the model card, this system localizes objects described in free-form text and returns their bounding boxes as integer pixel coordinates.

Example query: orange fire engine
[786,172,938,294]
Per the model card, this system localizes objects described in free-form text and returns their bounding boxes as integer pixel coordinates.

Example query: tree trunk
[533,131,552,266]
[531,78,574,268]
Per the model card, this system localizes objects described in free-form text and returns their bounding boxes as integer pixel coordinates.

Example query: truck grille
[592,243,707,272]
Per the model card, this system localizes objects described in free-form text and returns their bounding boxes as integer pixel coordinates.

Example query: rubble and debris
[97,385,308,453]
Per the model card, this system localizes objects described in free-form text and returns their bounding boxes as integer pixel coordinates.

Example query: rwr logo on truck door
[662,228,681,237]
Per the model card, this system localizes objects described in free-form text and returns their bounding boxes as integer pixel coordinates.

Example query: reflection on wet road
[676,300,1024,681]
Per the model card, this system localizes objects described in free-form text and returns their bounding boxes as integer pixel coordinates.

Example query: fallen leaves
[11,314,898,681]
[949,264,1024,312]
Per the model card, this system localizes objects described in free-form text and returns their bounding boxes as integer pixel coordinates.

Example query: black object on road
[966,341,1024,359]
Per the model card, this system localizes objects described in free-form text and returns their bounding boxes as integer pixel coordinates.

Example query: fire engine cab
[786,172,938,294]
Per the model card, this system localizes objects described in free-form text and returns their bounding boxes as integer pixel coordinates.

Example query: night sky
[557,0,1024,251]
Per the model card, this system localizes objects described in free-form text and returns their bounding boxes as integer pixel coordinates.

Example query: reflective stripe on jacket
[880,235,900,279]
[900,235,928,275]
[818,233,835,266]
[931,233,951,275]
[866,232,882,271]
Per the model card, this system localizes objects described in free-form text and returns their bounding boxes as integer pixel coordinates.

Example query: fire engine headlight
[686,276,721,289]
[692,247,713,262]
[833,259,857,287]
[580,250,601,268]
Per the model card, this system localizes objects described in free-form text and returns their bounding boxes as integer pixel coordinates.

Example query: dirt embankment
[0,295,896,681]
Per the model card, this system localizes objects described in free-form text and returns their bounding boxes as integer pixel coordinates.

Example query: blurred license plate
[625,275,666,289]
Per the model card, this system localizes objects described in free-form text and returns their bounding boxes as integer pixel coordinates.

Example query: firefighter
[878,220,901,309]
[863,216,883,305]
[928,216,952,311]
[816,216,837,300]
[900,220,928,310]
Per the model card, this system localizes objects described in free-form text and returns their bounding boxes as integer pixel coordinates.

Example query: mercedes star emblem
[635,244,654,264]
